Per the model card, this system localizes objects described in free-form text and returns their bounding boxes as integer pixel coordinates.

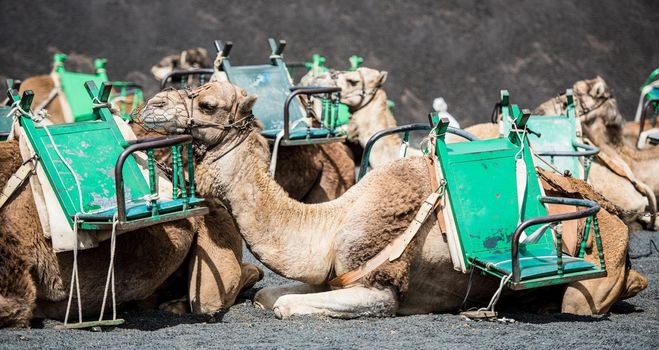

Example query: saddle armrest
[510,196,600,283]
[283,87,342,140]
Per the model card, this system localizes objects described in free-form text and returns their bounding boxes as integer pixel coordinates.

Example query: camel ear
[589,76,607,98]
[377,71,388,86]
[239,95,257,115]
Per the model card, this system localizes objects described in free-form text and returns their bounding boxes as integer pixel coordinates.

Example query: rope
[477,273,512,314]
[99,214,119,321]
[64,214,83,325]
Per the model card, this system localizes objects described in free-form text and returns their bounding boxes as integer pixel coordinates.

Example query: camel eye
[347,79,359,86]
[199,100,219,113]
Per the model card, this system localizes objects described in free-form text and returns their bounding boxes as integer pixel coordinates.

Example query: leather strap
[328,157,443,287]
[0,157,37,209]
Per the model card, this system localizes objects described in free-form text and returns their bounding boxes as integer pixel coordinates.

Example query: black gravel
[1,231,657,350]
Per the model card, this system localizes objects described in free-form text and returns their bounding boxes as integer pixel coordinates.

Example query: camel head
[139,81,257,149]
[151,47,212,81]
[535,76,625,146]
[310,67,388,110]
[572,76,626,146]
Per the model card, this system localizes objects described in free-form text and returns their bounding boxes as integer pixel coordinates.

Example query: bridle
[330,69,381,111]
[550,89,613,123]
[150,83,256,162]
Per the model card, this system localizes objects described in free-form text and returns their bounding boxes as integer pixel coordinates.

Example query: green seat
[501,90,598,180]
[53,54,143,122]
[216,39,346,146]
[0,106,12,141]
[431,91,606,290]
[636,68,659,148]
[12,81,207,232]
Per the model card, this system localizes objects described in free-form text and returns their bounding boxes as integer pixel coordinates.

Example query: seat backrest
[432,97,554,269]
[501,90,583,178]
[54,54,109,122]
[219,39,306,133]
[16,83,150,229]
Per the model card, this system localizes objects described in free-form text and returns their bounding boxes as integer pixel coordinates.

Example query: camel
[0,122,262,328]
[304,67,423,168]
[141,80,647,319]
[454,77,657,229]
[150,47,213,82]
[534,77,659,227]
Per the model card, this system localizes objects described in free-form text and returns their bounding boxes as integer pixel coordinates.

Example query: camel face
[336,68,387,108]
[140,81,257,147]
[151,47,212,81]
[309,68,387,108]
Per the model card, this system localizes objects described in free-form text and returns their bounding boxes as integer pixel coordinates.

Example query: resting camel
[150,47,213,82]
[141,80,647,319]
[0,122,261,328]
[305,67,421,168]
[454,77,657,229]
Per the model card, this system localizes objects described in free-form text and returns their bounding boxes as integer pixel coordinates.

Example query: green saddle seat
[432,91,606,290]
[0,106,12,141]
[57,70,106,122]
[13,82,206,233]
[260,128,331,140]
[473,250,597,281]
[501,90,596,180]
[217,39,345,144]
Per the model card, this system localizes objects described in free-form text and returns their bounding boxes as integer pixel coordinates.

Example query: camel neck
[198,131,345,283]
[351,90,403,168]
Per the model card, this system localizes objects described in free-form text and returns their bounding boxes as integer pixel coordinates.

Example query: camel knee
[620,269,648,300]
[240,263,263,291]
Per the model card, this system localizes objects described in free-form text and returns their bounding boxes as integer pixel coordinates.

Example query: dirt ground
[0,230,657,350]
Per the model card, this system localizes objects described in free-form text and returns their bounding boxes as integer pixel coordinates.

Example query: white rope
[268,118,309,177]
[478,273,512,313]
[99,213,118,321]
[64,214,83,325]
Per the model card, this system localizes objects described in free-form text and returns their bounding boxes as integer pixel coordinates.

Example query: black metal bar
[283,86,341,140]
[357,123,479,180]
[159,68,216,91]
[511,196,600,283]
[637,98,656,147]
[214,40,233,57]
[534,142,599,157]
[19,90,34,112]
[114,135,193,223]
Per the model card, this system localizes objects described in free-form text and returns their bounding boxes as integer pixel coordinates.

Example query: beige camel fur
[305,68,425,168]
[141,80,646,319]
[0,130,261,328]
[151,47,213,82]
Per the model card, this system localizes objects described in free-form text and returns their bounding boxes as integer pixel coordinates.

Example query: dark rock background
[1,0,658,125]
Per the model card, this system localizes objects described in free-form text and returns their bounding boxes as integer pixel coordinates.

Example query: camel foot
[254,283,329,310]
[240,263,264,292]
[159,297,189,315]
[269,286,398,319]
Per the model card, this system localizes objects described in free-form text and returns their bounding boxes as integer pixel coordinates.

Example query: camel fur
[141,80,646,319]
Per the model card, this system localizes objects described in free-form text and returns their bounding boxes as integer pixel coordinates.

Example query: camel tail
[0,294,33,328]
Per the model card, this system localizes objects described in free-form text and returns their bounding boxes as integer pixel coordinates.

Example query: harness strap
[328,158,443,287]
[596,151,657,226]
[0,156,37,209]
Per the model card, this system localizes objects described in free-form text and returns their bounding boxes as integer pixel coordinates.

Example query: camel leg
[239,263,263,292]
[271,286,398,319]
[254,283,330,310]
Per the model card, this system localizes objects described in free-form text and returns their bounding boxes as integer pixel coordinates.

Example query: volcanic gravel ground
[0,231,657,349]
